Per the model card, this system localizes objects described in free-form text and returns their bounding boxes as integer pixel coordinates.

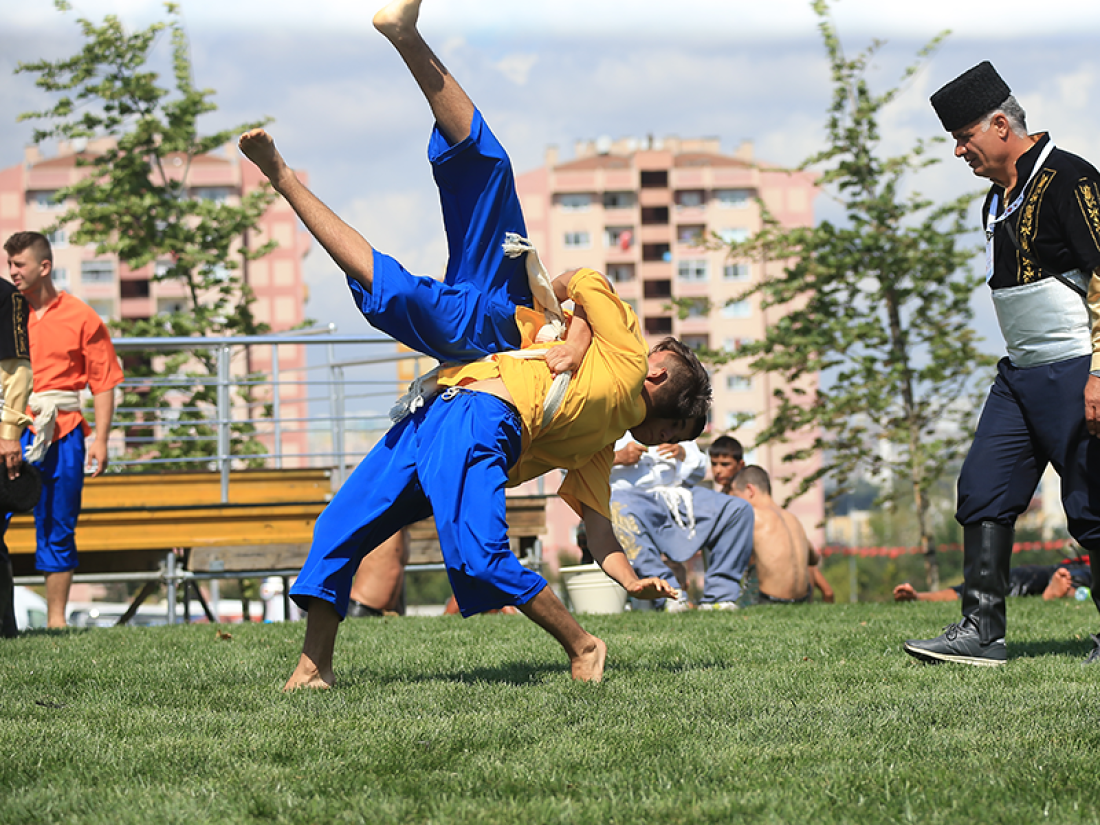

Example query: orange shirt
[438,268,649,518]
[27,292,124,442]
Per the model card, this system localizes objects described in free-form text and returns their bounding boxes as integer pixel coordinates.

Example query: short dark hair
[3,231,52,265]
[731,464,771,495]
[648,337,712,440]
[709,435,743,460]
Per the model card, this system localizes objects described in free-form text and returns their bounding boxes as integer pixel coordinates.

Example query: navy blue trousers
[957,355,1100,549]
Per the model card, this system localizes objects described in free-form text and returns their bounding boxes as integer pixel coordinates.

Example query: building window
[645,316,673,336]
[52,267,70,290]
[154,260,174,279]
[723,262,751,281]
[684,299,709,319]
[725,411,757,429]
[676,190,705,208]
[682,334,709,351]
[716,188,752,208]
[677,225,706,245]
[604,226,634,250]
[721,299,751,318]
[558,193,592,212]
[86,299,114,319]
[726,374,753,392]
[641,206,669,225]
[642,243,671,262]
[81,260,115,284]
[192,187,230,203]
[603,191,635,209]
[120,279,151,299]
[677,260,708,281]
[606,264,635,283]
[643,280,672,299]
[718,227,750,244]
[563,231,591,249]
[157,298,188,315]
[46,229,67,248]
[640,170,668,188]
[723,336,755,352]
[33,190,60,210]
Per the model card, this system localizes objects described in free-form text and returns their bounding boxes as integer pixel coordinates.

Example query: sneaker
[697,601,739,612]
[1082,634,1100,666]
[663,592,691,613]
[903,617,1007,666]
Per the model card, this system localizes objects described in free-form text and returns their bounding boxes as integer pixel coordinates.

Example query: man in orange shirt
[3,231,123,627]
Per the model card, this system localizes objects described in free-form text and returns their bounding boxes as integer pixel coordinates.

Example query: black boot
[0,556,18,639]
[903,521,1012,666]
[1084,548,1100,665]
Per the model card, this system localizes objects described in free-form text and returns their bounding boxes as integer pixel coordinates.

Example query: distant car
[13,586,47,630]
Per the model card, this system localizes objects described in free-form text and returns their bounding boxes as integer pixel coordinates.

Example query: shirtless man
[729,466,819,604]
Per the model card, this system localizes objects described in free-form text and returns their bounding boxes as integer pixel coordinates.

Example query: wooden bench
[11,468,548,622]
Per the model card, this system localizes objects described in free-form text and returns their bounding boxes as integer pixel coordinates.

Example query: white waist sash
[25,389,82,463]
[992,271,1091,368]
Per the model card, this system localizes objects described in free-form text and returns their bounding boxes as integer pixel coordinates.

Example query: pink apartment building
[515,135,825,565]
[0,139,312,464]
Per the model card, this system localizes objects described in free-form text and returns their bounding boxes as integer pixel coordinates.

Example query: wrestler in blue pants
[292,109,550,617]
[612,487,754,604]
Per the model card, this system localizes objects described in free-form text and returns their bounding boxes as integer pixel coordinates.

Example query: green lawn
[2,598,1100,824]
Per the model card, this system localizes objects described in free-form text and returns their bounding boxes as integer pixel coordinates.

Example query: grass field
[3,598,1100,824]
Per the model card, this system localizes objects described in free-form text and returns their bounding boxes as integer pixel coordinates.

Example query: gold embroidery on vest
[1016,169,1055,284]
[1076,177,1100,253]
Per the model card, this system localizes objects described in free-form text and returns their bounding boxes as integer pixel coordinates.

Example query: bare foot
[571,635,607,683]
[1043,567,1075,600]
[373,0,423,40]
[238,128,288,185]
[282,654,335,692]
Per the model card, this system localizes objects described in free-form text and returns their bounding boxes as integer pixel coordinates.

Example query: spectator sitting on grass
[894,557,1091,602]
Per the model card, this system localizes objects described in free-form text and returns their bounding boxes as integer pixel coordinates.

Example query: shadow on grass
[1010,637,1095,661]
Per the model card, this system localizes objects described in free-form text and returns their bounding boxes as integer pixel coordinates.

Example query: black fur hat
[930,61,1011,132]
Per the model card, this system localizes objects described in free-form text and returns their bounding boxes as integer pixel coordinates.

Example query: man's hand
[614,441,646,466]
[0,438,21,480]
[626,577,680,601]
[1086,375,1100,437]
[544,343,581,375]
[655,443,685,461]
[87,438,109,478]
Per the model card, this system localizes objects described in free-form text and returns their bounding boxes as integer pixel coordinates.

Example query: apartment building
[516,134,825,549]
[0,139,313,463]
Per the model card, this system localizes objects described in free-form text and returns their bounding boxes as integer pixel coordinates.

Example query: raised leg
[518,587,607,682]
[284,597,340,690]
[373,0,475,144]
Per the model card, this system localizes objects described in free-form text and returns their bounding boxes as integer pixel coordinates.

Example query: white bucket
[559,563,627,614]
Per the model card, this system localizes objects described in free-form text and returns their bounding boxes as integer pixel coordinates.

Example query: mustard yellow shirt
[438,268,648,518]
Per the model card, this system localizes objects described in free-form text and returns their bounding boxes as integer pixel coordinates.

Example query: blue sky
[5,0,1100,355]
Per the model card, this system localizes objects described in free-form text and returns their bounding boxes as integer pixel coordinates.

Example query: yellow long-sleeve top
[437,268,649,519]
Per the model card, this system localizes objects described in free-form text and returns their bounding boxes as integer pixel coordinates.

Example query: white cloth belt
[649,485,697,538]
[992,271,1092,368]
[390,234,572,429]
[24,390,82,463]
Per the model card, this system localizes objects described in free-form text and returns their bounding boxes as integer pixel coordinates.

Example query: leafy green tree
[722,1,996,588]
[16,0,277,469]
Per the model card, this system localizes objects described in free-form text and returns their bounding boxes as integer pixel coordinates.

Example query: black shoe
[1083,635,1100,666]
[903,617,1007,666]
[346,599,385,618]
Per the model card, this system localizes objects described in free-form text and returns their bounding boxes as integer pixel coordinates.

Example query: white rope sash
[650,485,697,538]
[390,234,573,429]
[24,390,82,463]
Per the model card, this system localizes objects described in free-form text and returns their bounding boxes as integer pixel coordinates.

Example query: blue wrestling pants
[347,108,532,363]
[291,388,547,617]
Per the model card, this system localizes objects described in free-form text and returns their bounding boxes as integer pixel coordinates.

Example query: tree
[721,1,996,589]
[16,0,278,469]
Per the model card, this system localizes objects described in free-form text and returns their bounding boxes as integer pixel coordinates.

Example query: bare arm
[86,389,115,477]
[543,307,592,375]
[240,129,375,292]
[581,503,678,600]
